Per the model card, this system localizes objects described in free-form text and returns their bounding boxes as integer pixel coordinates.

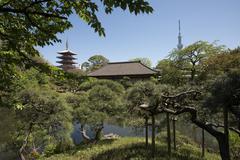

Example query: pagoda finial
[66,38,69,50]
[177,20,183,50]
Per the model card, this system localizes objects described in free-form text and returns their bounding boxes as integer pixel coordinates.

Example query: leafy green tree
[156,59,185,86]
[81,55,109,72]
[169,41,224,83]
[200,47,240,82]
[127,81,173,158]
[67,79,125,142]
[130,57,152,67]
[0,0,153,59]
[0,69,73,160]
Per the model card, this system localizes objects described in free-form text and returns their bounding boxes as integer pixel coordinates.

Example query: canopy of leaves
[67,79,125,126]
[0,0,153,56]
[169,41,225,82]
[156,59,185,86]
[205,70,240,118]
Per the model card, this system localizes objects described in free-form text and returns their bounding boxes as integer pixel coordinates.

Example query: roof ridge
[108,60,141,64]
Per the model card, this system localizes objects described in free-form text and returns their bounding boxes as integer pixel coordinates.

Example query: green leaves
[0,0,153,57]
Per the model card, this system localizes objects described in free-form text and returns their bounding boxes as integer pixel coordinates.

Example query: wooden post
[238,117,240,131]
[172,117,176,151]
[145,116,149,147]
[224,106,230,160]
[167,113,171,157]
[201,128,205,158]
[151,114,155,158]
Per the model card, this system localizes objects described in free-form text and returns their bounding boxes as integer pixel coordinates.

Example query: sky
[37,0,240,67]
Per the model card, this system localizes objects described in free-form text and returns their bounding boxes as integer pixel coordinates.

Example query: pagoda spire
[177,20,183,50]
[66,38,69,50]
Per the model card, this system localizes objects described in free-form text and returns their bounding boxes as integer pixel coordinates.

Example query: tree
[0,69,73,160]
[0,0,153,60]
[130,57,152,67]
[160,83,240,160]
[67,79,125,142]
[156,59,185,86]
[81,55,109,72]
[169,41,224,83]
[89,55,109,71]
[127,81,173,158]
[200,47,240,82]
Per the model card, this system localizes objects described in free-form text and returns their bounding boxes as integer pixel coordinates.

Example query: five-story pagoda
[56,40,77,71]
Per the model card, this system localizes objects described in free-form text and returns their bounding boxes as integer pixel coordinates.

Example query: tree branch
[0,7,67,19]
[207,123,240,135]
[161,106,224,138]
[24,0,52,10]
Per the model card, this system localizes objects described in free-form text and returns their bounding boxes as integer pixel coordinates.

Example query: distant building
[56,40,77,71]
[88,61,158,80]
[177,20,183,50]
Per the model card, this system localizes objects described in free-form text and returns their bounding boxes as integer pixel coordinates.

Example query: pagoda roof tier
[57,56,77,60]
[58,66,76,70]
[56,60,77,64]
[58,65,76,68]
[57,49,77,55]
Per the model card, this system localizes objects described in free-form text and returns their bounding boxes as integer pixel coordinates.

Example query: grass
[41,136,220,160]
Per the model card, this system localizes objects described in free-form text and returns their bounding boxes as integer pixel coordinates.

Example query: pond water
[72,123,150,144]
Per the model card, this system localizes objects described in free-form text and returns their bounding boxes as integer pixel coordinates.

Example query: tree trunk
[238,117,240,131]
[151,114,155,158]
[166,113,171,157]
[224,106,230,160]
[217,135,230,160]
[172,117,176,151]
[162,106,231,160]
[19,124,33,160]
[145,117,149,148]
[80,124,91,143]
[94,123,104,142]
[201,128,205,158]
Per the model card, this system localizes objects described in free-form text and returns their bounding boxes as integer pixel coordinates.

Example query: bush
[230,132,240,160]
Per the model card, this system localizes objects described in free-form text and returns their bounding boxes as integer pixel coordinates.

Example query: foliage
[67,79,125,141]
[130,57,152,67]
[169,41,224,83]
[230,132,240,160]
[41,136,220,160]
[0,0,153,53]
[81,55,109,72]
[156,59,185,86]
[205,70,240,117]
[200,48,240,82]
[0,68,74,159]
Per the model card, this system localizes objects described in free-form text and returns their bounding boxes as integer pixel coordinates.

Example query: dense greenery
[1,1,240,159]
[41,135,220,160]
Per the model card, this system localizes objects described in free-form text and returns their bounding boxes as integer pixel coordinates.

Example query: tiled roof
[88,61,157,77]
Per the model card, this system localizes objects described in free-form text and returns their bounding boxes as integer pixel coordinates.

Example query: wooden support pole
[224,106,230,160]
[151,114,155,158]
[145,116,149,148]
[172,117,176,151]
[201,128,205,158]
[167,113,171,157]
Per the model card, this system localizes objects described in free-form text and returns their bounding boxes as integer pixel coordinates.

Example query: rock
[103,133,120,139]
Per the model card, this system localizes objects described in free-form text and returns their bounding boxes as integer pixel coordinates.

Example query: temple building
[56,40,77,71]
[88,61,158,80]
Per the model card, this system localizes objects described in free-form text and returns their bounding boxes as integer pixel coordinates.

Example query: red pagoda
[56,40,77,71]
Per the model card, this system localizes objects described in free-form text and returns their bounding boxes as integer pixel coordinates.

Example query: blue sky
[38,0,240,67]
